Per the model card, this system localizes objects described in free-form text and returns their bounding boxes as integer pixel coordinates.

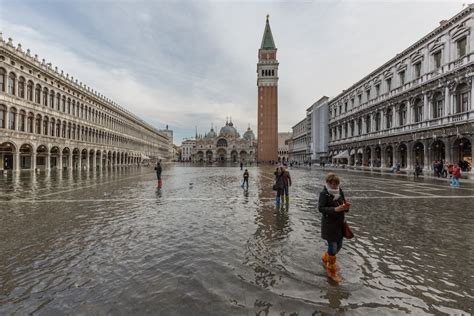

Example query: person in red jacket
[451,164,461,188]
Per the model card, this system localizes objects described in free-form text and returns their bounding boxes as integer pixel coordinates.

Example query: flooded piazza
[0,164,472,315]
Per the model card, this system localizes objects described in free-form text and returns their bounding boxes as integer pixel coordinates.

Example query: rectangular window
[434,51,442,69]
[399,71,405,86]
[457,37,467,58]
[366,89,370,101]
[375,84,380,97]
[351,98,354,108]
[386,78,392,92]
[344,102,348,112]
[414,62,422,79]
[358,94,362,105]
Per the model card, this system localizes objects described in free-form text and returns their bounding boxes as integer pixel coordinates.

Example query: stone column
[381,110,386,130]
[78,153,82,170]
[68,152,73,170]
[14,110,19,131]
[423,140,430,171]
[381,146,387,168]
[424,93,429,122]
[14,150,20,172]
[406,143,412,170]
[85,152,90,170]
[46,152,51,170]
[32,152,37,171]
[407,101,413,125]
[92,151,96,171]
[370,145,375,168]
[445,86,451,117]
[58,152,63,170]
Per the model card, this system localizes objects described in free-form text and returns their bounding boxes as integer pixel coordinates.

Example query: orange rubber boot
[321,252,329,268]
[327,255,342,284]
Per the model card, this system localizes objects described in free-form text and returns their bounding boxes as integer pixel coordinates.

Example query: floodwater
[0,164,473,315]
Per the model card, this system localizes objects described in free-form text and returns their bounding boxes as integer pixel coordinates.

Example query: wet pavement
[0,164,473,315]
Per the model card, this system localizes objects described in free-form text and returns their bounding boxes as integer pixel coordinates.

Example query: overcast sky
[0,0,467,144]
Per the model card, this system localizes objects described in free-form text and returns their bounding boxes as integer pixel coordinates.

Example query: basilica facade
[328,6,474,173]
[191,120,256,163]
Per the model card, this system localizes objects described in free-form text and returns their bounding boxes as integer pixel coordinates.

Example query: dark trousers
[243,178,249,189]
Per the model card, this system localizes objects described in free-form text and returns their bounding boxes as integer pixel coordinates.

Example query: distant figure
[451,164,461,188]
[242,169,249,190]
[273,167,285,206]
[281,164,292,203]
[240,161,244,170]
[155,160,163,188]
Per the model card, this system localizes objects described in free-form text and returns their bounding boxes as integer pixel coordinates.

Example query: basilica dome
[205,126,217,139]
[219,121,240,138]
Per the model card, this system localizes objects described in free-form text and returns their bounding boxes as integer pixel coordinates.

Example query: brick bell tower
[257,14,279,162]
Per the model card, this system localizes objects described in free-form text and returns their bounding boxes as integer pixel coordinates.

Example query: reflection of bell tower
[257,14,279,162]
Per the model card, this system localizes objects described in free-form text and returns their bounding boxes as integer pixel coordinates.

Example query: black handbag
[272,184,277,191]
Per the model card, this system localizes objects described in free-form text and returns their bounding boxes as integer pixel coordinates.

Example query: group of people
[433,160,463,187]
[273,165,292,205]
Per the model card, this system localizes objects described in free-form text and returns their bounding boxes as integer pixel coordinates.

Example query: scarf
[325,184,341,201]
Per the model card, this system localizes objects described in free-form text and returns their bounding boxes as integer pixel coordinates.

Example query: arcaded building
[0,35,170,172]
[328,6,474,173]
[257,15,279,162]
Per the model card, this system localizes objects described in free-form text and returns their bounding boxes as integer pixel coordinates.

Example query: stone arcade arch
[217,148,227,161]
[398,143,408,169]
[62,147,71,170]
[50,146,60,169]
[413,141,424,168]
[431,139,446,162]
[453,137,472,170]
[385,145,394,168]
[20,143,33,170]
[36,145,48,170]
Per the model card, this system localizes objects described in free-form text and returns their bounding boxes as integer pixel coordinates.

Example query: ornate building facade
[191,120,256,162]
[328,6,474,174]
[257,15,279,162]
[0,34,170,172]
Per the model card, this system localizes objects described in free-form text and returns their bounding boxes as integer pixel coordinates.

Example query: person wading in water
[274,167,285,206]
[242,169,249,190]
[318,173,351,283]
[155,160,163,188]
[282,164,292,203]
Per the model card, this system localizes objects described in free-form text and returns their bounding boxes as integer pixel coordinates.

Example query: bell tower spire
[257,14,279,162]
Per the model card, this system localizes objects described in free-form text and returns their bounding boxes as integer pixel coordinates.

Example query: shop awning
[333,150,350,159]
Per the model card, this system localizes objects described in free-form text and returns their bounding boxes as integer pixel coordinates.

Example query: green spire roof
[260,15,276,49]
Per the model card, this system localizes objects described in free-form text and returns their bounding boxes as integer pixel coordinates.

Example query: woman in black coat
[318,172,350,283]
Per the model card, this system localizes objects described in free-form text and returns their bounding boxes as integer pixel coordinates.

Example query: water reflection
[0,165,472,315]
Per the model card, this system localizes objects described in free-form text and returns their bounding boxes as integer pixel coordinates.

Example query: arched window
[358,118,363,135]
[62,96,66,112]
[43,87,48,106]
[432,92,444,119]
[414,99,423,123]
[56,93,61,111]
[67,98,71,114]
[18,77,25,98]
[27,112,34,133]
[0,104,5,128]
[217,138,228,147]
[0,68,5,92]
[35,84,41,103]
[455,83,470,113]
[72,100,76,116]
[43,116,49,135]
[50,118,55,136]
[375,112,381,131]
[49,90,55,108]
[8,72,16,95]
[399,103,407,126]
[27,81,34,101]
[8,107,16,130]
[62,121,66,138]
[19,110,26,132]
[67,123,71,139]
[36,114,42,134]
[56,119,61,137]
